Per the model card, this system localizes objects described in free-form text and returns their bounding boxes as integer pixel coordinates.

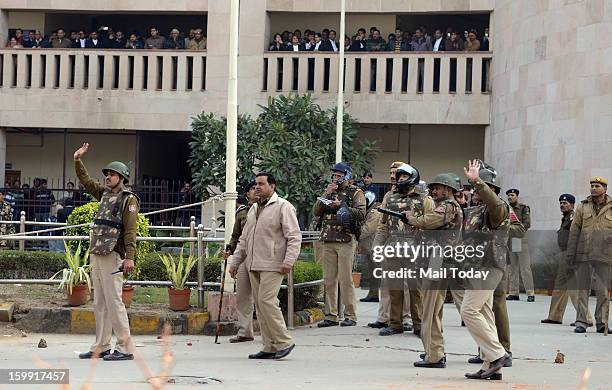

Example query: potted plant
[122,282,136,308]
[50,242,92,306]
[159,250,198,311]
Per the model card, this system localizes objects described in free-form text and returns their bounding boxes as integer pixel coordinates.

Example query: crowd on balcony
[268,26,489,52]
[5,26,207,50]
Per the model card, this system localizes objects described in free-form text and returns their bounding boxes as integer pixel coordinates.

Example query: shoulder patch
[128,204,137,212]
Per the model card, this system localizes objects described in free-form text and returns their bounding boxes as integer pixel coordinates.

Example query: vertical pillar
[0,128,6,187]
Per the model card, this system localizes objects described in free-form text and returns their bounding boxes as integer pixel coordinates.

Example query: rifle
[377,207,409,224]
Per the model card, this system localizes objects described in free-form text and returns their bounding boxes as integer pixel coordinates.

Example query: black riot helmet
[331,162,353,185]
[395,163,420,192]
[477,160,501,192]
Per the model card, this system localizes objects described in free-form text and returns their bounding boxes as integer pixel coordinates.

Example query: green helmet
[429,173,462,193]
[102,161,130,183]
[478,160,500,190]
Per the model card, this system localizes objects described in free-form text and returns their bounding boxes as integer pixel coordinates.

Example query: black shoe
[79,349,111,359]
[359,296,379,303]
[596,326,612,334]
[541,319,562,324]
[403,323,413,332]
[571,321,593,327]
[379,327,403,336]
[468,355,483,364]
[340,319,356,327]
[465,369,502,380]
[504,352,513,367]
[102,351,134,361]
[413,329,421,338]
[527,295,535,302]
[506,295,519,301]
[461,320,465,327]
[574,325,586,333]
[414,358,446,368]
[317,319,339,328]
[367,321,388,329]
[274,344,295,360]
[481,354,510,378]
[248,351,276,359]
[419,353,446,362]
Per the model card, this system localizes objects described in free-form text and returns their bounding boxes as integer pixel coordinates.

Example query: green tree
[188,94,380,224]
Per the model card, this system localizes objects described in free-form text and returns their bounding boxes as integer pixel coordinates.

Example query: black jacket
[85,39,105,48]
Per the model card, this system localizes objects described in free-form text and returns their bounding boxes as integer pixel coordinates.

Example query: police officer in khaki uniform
[567,177,612,334]
[314,162,366,327]
[358,191,382,302]
[373,163,431,337]
[542,194,594,325]
[226,180,257,343]
[461,160,511,380]
[505,189,535,302]
[368,162,412,330]
[74,143,138,361]
[410,173,463,368]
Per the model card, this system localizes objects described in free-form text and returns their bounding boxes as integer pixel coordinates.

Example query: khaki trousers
[249,271,293,353]
[575,261,610,329]
[421,280,464,363]
[509,238,535,295]
[377,283,411,324]
[90,252,133,354]
[322,241,357,322]
[547,251,592,323]
[236,262,254,338]
[493,271,511,352]
[461,268,506,369]
[390,281,421,330]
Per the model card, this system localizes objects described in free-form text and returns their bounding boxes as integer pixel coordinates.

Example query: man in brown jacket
[229,173,302,359]
[567,177,612,334]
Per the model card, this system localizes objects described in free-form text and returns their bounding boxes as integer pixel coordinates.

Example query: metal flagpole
[223,0,240,290]
[335,0,346,163]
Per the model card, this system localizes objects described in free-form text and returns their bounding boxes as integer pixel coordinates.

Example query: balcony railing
[0,49,207,92]
[263,52,492,96]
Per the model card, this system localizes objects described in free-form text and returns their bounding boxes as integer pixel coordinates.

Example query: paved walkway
[1,290,610,389]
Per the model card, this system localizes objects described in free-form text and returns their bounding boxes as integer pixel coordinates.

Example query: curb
[17,307,209,335]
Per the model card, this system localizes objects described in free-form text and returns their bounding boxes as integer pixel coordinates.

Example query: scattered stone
[555,350,565,364]
[365,338,370,342]
[38,338,47,348]
[20,330,27,338]
[187,340,193,346]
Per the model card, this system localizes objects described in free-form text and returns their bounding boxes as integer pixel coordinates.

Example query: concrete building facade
[0,0,610,228]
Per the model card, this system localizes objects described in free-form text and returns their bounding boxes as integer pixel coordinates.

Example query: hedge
[0,250,66,279]
[0,249,323,311]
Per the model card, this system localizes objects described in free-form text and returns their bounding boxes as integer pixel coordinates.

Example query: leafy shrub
[0,250,66,279]
[138,250,223,288]
[66,202,154,278]
[279,260,323,312]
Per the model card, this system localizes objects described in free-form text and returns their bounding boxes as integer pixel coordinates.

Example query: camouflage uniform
[313,183,366,322]
[76,159,138,356]
[508,202,534,296]
[409,195,463,364]
[0,201,15,248]
[229,204,254,339]
[372,188,434,333]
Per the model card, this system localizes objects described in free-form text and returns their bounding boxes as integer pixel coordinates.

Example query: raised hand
[73,143,90,160]
[463,159,481,182]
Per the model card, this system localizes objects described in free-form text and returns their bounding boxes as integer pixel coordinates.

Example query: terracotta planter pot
[67,284,89,306]
[352,272,361,288]
[122,286,136,308]
[168,287,191,311]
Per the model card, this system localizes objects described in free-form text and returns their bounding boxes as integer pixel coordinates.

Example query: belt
[93,219,123,230]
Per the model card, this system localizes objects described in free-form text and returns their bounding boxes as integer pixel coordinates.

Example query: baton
[377,207,409,223]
